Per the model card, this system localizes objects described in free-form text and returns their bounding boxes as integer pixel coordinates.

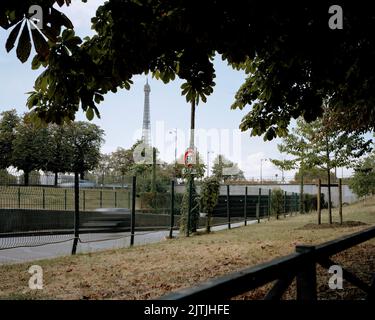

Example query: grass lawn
[0,197,374,300]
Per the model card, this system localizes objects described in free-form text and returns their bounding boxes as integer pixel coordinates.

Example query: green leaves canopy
[3,2,375,138]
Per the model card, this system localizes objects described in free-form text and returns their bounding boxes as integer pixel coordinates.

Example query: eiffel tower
[142,78,151,146]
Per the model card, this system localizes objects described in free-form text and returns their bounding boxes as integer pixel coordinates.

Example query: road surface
[0,220,256,265]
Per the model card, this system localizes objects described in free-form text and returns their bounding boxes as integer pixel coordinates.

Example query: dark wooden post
[339,178,343,224]
[169,180,175,238]
[317,179,321,225]
[71,172,80,255]
[130,176,136,246]
[244,186,248,226]
[257,188,261,222]
[100,190,103,208]
[296,245,317,300]
[227,185,231,229]
[268,189,271,221]
[114,191,117,208]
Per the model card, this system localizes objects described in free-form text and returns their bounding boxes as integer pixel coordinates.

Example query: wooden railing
[160,226,375,300]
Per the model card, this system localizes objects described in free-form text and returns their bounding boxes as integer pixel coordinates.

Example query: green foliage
[200,176,220,232]
[15,3,375,140]
[2,2,73,63]
[0,109,20,169]
[212,155,245,182]
[138,192,166,212]
[270,188,284,219]
[65,121,104,176]
[11,115,50,185]
[0,109,104,184]
[19,170,40,185]
[45,124,73,183]
[3,2,375,139]
[303,194,318,212]
[0,169,17,185]
[349,153,375,197]
[293,167,336,184]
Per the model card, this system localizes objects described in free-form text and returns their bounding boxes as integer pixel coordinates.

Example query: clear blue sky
[0,1,361,180]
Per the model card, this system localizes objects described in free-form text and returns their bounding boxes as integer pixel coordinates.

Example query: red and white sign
[184,148,195,168]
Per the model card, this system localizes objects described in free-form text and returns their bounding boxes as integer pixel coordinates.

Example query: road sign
[184,148,195,168]
[182,167,197,175]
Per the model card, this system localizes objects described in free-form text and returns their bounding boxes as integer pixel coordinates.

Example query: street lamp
[207,150,214,177]
[169,129,177,179]
[260,158,268,184]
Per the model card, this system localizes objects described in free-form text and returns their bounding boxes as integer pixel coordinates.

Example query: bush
[271,188,284,219]
[0,169,17,185]
[303,194,317,212]
[200,176,220,232]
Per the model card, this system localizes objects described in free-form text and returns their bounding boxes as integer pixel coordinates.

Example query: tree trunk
[54,172,58,186]
[189,99,196,149]
[326,136,332,224]
[180,99,198,235]
[24,171,29,186]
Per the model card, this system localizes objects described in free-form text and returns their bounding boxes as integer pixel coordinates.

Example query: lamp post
[260,158,267,184]
[207,150,214,177]
[169,129,177,179]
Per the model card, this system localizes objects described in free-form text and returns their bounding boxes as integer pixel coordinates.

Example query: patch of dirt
[298,221,368,230]
[235,243,375,300]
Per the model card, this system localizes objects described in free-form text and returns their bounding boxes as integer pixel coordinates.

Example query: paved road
[0,220,255,265]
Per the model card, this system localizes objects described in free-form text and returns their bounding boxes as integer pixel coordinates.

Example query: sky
[0,1,359,180]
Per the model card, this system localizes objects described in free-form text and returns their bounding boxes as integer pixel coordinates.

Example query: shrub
[271,188,284,219]
[200,176,220,232]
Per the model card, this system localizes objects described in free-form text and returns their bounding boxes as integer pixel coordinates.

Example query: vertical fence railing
[71,172,80,255]
[130,176,136,246]
[227,185,231,229]
[64,189,67,211]
[187,178,193,237]
[244,186,247,226]
[169,180,175,238]
[339,178,343,224]
[257,188,261,223]
[42,188,45,209]
[283,191,287,217]
[268,189,271,220]
[17,187,21,209]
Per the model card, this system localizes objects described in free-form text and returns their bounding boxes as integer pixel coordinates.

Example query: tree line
[270,116,373,223]
[0,109,104,186]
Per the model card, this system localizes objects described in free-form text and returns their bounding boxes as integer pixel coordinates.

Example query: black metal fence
[160,226,375,300]
[0,186,131,211]
[0,174,303,253]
